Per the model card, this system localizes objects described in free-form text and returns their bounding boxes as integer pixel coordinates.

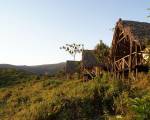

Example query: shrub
[113,91,129,115]
[130,95,150,120]
[42,79,62,88]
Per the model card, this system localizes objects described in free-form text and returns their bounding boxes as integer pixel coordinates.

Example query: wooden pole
[129,40,133,77]
[135,44,138,80]
[128,39,133,87]
[114,57,116,79]
[122,58,125,81]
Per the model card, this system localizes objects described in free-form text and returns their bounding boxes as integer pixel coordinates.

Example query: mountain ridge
[0,62,66,75]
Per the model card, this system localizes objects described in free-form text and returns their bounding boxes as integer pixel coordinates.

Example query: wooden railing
[114,51,149,72]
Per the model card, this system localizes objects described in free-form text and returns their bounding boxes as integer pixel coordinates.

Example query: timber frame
[111,19,150,78]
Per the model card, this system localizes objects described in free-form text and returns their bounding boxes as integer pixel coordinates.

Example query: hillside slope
[0,77,103,120]
[0,71,150,120]
[0,62,66,75]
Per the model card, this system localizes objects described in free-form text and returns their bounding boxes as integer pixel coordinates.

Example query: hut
[82,50,107,81]
[66,60,81,79]
[111,18,150,77]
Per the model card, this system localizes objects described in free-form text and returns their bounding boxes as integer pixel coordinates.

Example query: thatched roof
[66,61,81,74]
[82,50,99,68]
[111,19,150,59]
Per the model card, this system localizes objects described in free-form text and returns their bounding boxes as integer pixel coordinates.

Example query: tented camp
[111,19,150,77]
[81,50,107,80]
[66,60,81,79]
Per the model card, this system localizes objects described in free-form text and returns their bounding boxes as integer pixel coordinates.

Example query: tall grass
[1,70,150,120]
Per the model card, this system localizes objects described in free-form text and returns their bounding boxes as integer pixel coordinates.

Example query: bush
[42,79,63,88]
[130,95,150,120]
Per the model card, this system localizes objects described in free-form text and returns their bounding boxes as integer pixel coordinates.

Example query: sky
[0,0,149,65]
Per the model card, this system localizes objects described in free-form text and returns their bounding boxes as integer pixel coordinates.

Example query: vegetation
[95,40,110,67]
[60,43,84,60]
[0,68,37,87]
[0,68,150,120]
[0,63,66,76]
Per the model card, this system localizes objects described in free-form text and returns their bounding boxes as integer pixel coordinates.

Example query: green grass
[0,71,119,120]
[1,69,150,120]
[0,68,111,120]
[0,78,99,119]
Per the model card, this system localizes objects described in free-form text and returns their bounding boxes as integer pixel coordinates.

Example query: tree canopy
[94,40,110,64]
[60,43,84,60]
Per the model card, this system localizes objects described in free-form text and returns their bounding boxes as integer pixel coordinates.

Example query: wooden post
[129,40,133,77]
[122,58,125,81]
[135,44,138,80]
[114,57,116,79]
[66,73,70,80]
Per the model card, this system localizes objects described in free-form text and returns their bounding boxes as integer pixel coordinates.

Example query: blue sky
[0,0,149,65]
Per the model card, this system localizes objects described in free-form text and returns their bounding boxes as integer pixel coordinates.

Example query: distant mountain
[0,62,66,75]
[0,64,16,68]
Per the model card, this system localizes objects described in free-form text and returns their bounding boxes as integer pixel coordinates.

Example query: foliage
[0,69,150,120]
[113,91,129,115]
[0,68,37,87]
[147,8,150,18]
[60,43,84,60]
[130,96,150,120]
[0,71,115,119]
[94,40,110,65]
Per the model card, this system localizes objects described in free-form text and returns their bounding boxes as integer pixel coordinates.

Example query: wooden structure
[82,50,107,80]
[66,60,81,79]
[111,19,150,78]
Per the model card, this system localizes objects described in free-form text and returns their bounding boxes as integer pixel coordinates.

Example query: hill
[0,62,66,75]
[0,74,104,120]
[0,68,37,87]
[0,71,150,119]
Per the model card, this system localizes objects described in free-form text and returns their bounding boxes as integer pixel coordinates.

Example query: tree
[147,8,150,18]
[143,39,150,65]
[60,43,84,61]
[94,40,110,64]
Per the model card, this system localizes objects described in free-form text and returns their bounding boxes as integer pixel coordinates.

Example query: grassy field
[0,76,103,120]
[0,68,104,120]
[0,68,150,120]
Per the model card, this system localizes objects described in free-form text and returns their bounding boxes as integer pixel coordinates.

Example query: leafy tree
[94,40,110,64]
[147,8,150,18]
[143,39,150,65]
[60,43,84,60]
